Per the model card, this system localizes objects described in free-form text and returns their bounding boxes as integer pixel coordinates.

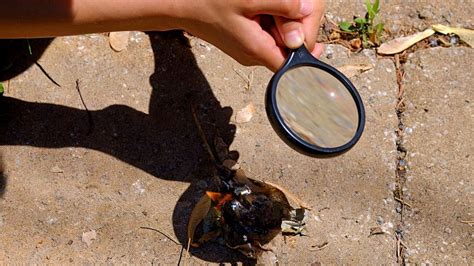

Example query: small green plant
[339,0,384,48]
[0,82,4,96]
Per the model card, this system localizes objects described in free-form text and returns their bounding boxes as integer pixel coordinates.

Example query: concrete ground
[0,1,472,264]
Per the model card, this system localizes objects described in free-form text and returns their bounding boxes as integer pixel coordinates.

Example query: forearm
[0,0,184,38]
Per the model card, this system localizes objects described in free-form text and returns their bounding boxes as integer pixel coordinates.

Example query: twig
[186,238,192,266]
[396,97,405,110]
[460,220,474,226]
[177,245,184,266]
[394,197,412,208]
[318,207,330,212]
[139,226,180,245]
[232,68,254,91]
[395,233,407,264]
[35,62,61,87]
[75,80,94,135]
[191,105,216,163]
[310,241,329,251]
[396,236,401,263]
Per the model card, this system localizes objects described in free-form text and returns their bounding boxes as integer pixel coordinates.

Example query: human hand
[178,0,325,72]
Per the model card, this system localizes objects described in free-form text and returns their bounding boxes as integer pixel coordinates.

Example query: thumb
[274,17,305,49]
[243,0,313,19]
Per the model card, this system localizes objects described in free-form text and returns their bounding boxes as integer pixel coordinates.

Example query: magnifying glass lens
[275,67,359,148]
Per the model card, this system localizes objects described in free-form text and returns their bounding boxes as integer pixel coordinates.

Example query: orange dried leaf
[206,191,222,201]
[206,191,232,209]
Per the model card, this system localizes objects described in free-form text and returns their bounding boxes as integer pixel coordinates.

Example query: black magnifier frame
[265,45,365,158]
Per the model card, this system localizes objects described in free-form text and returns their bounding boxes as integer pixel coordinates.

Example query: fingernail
[285,30,303,48]
[300,0,313,16]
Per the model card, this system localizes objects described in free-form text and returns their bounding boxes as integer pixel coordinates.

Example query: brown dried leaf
[377,28,435,55]
[349,38,362,49]
[235,103,256,123]
[187,194,212,245]
[329,31,341,40]
[264,181,312,210]
[109,31,130,52]
[432,24,474,47]
[232,170,310,209]
[233,168,248,183]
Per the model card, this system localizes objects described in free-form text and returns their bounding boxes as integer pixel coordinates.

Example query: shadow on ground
[0,32,254,264]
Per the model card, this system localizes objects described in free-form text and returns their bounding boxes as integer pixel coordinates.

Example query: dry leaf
[264,181,312,210]
[349,38,362,49]
[337,63,373,78]
[235,103,256,123]
[187,193,212,246]
[432,24,474,47]
[329,31,341,40]
[377,28,435,55]
[109,31,130,52]
[232,170,310,209]
[81,230,97,246]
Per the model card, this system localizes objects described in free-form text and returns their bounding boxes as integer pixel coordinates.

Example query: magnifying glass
[265,45,365,158]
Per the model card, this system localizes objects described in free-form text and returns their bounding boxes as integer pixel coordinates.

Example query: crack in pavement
[393,53,409,265]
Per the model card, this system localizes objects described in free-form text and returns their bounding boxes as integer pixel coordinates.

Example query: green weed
[339,0,384,48]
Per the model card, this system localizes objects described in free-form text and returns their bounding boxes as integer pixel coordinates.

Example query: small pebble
[132,180,146,195]
[429,38,439,47]
[396,206,402,213]
[82,230,97,246]
[399,159,407,166]
[450,36,459,46]
[418,8,434,20]
[376,216,384,225]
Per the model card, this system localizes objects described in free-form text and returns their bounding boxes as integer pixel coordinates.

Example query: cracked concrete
[401,47,473,264]
[0,34,401,263]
